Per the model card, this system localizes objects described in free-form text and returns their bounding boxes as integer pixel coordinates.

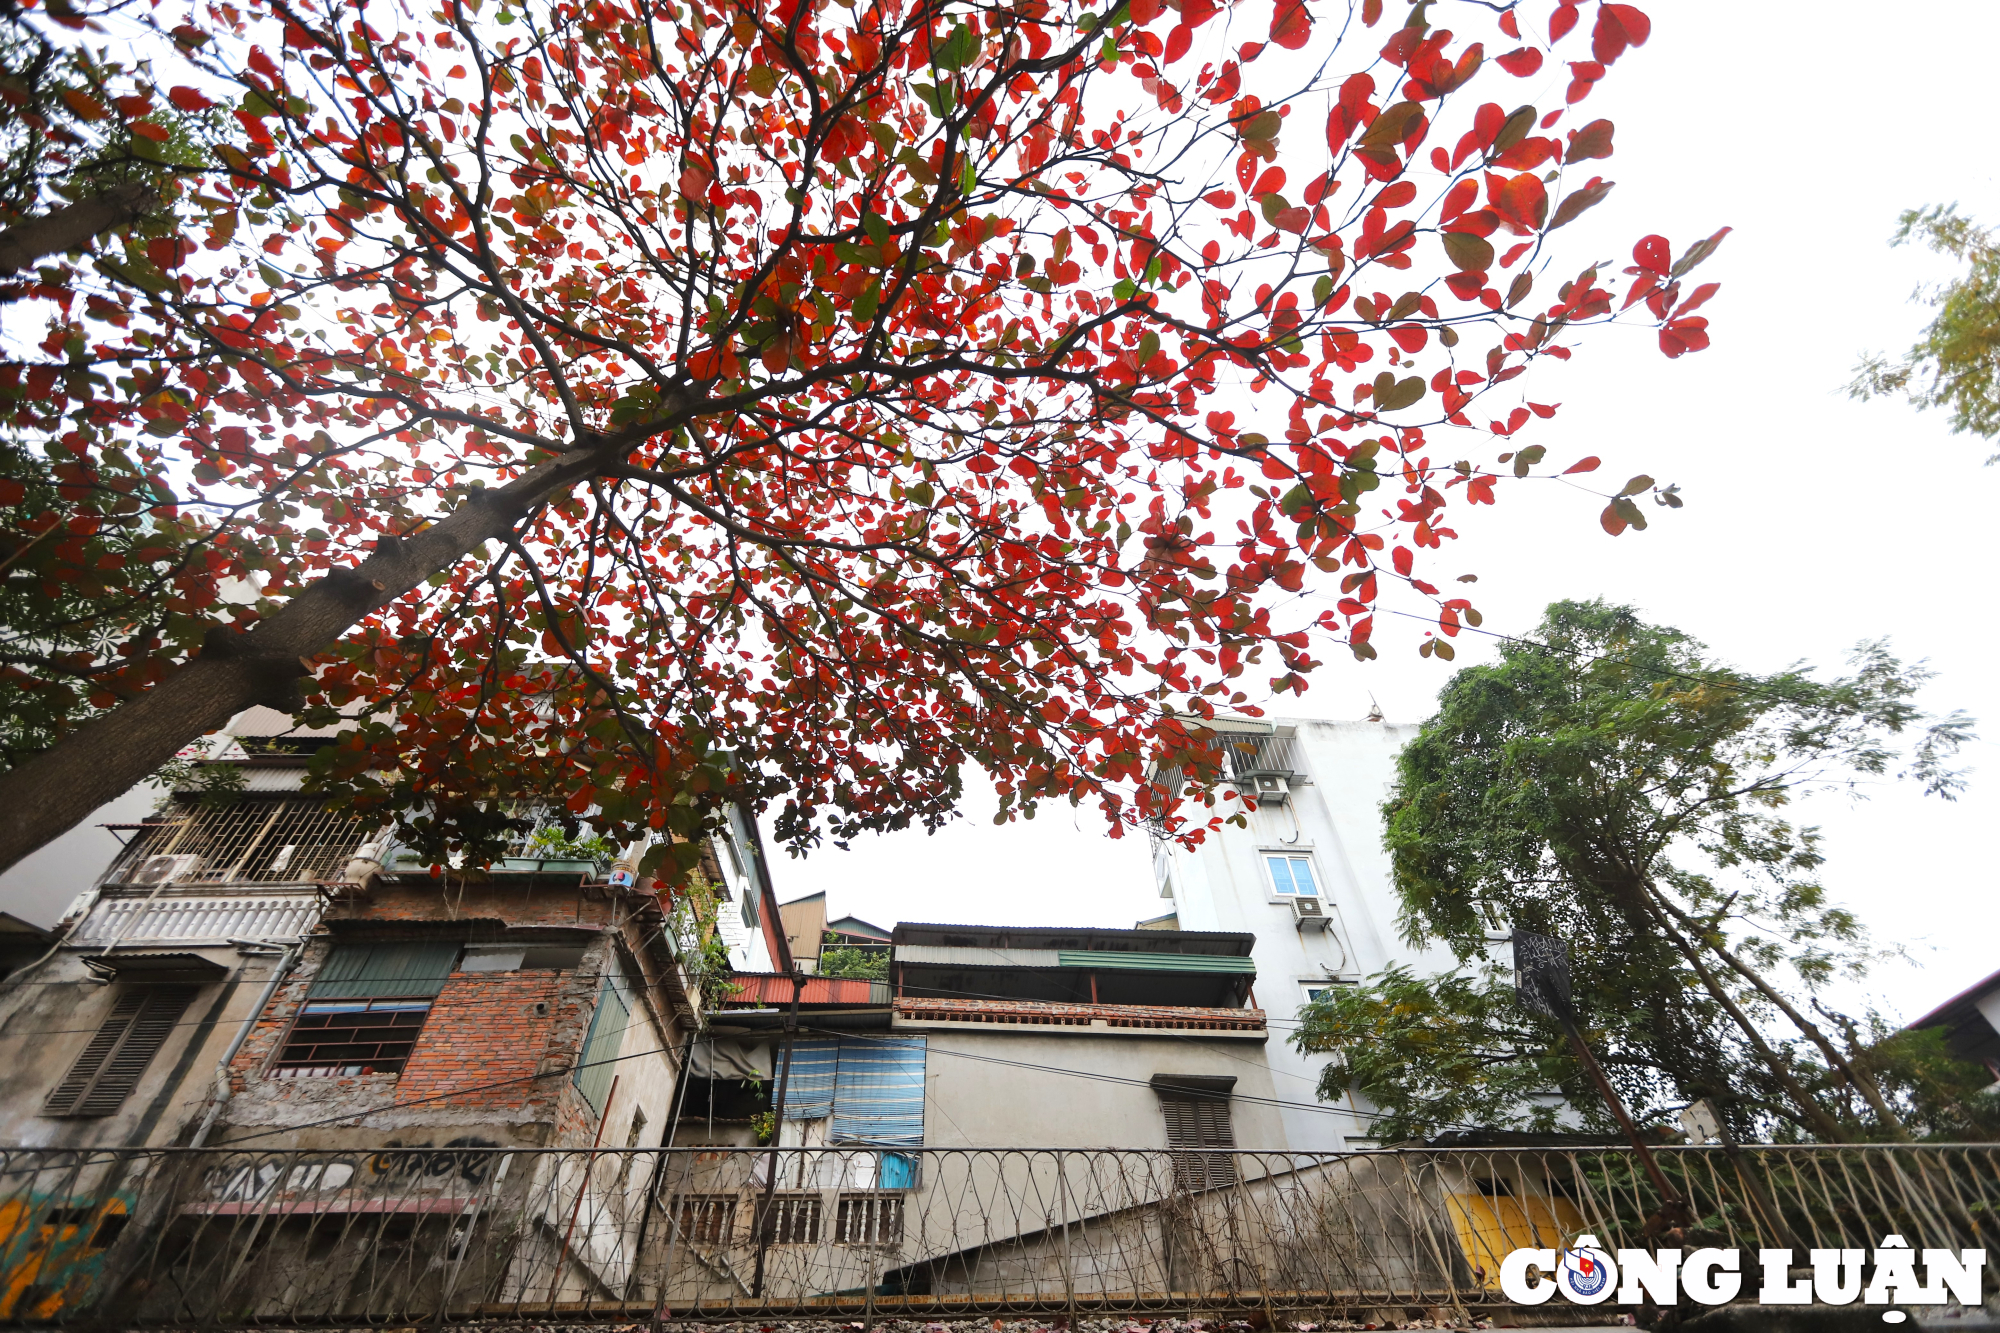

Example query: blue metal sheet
[831,1037,926,1148]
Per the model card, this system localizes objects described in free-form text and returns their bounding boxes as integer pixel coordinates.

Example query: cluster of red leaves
[1,0,1724,868]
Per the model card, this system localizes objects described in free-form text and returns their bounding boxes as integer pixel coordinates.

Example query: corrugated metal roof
[1055,950,1257,975]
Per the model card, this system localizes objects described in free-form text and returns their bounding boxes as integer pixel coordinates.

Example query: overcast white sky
[766,1,2000,1026]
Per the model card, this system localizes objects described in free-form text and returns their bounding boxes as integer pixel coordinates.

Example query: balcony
[892,996,1266,1034]
[0,1143,1988,1326]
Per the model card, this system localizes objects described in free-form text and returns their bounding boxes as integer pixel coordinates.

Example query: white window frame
[1299,978,1357,1005]
[1259,849,1322,901]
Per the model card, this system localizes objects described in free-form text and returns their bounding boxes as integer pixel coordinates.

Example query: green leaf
[933,24,979,70]
[1442,231,1493,273]
[1617,473,1653,497]
[897,147,938,185]
[746,64,777,96]
[1241,109,1283,143]
[1492,104,1536,155]
[1374,372,1426,411]
[862,212,891,246]
[852,279,881,322]
[1547,178,1615,232]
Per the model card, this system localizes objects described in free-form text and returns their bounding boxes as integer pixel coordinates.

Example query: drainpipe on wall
[188,938,301,1148]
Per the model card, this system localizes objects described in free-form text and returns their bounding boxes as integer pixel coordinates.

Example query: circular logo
[1555,1238,1617,1305]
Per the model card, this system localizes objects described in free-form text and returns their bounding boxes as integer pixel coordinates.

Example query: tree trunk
[0,449,606,875]
[1638,896,1853,1143]
[1647,888,1911,1140]
[0,180,160,275]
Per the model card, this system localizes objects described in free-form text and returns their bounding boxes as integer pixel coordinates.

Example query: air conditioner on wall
[1251,773,1289,805]
[130,854,203,886]
[1290,896,1330,932]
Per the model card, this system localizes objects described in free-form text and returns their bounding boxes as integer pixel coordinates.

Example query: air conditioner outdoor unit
[1251,773,1290,805]
[130,854,203,886]
[1290,896,1330,931]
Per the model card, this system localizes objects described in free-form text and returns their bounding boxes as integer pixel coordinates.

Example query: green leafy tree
[1850,205,2000,462]
[817,935,891,980]
[1294,600,1974,1144]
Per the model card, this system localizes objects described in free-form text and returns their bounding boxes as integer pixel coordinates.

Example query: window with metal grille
[44,987,196,1116]
[1158,1091,1237,1192]
[670,1194,738,1245]
[270,940,459,1077]
[756,1194,822,1244]
[271,999,432,1077]
[835,1193,903,1246]
[110,797,370,886]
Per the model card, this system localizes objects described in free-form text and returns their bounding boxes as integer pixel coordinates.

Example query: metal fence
[0,1144,1992,1326]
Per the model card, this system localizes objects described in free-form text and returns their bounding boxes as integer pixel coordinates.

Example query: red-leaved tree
[0,0,1725,879]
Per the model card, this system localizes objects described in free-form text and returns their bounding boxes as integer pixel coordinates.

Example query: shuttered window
[271,940,459,1077]
[1159,1092,1237,1191]
[305,940,460,999]
[574,970,631,1115]
[45,987,196,1117]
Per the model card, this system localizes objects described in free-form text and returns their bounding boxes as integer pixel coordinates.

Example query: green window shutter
[574,972,631,1116]
[45,987,197,1117]
[308,940,461,999]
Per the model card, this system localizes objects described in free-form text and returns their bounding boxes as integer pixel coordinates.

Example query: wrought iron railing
[0,1144,1992,1326]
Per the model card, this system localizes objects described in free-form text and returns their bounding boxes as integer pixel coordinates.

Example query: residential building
[1150,713,1456,1151]
[0,708,358,1151]
[1903,966,2000,1085]
[0,706,779,1157]
[650,919,1286,1306]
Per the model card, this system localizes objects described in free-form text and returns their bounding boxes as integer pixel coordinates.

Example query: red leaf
[1672,281,1721,319]
[1269,0,1312,50]
[1489,173,1547,233]
[1499,9,1520,38]
[167,85,214,112]
[1631,234,1670,276]
[1392,545,1413,576]
[1130,0,1163,24]
[1439,177,1477,220]
[1563,456,1600,474]
[1591,3,1651,64]
[1658,316,1710,358]
[1495,47,1542,76]
[1549,1,1580,42]
[0,479,24,507]
[1164,23,1193,62]
[1599,502,1628,536]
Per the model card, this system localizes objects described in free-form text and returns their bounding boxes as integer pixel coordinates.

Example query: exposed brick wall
[219,879,689,1146]
[324,880,618,930]
[394,971,564,1109]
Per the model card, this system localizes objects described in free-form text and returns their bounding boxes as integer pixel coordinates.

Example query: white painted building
[1149,714,1455,1152]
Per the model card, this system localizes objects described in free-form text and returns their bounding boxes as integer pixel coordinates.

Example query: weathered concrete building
[0,706,782,1158]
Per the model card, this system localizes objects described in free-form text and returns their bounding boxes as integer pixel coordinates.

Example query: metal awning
[82,951,230,984]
